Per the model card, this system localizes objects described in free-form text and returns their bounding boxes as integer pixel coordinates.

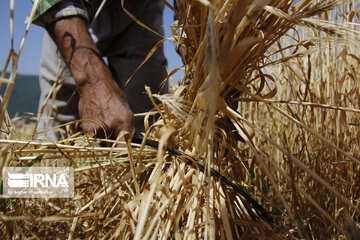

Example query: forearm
[45,16,134,138]
[46,17,113,96]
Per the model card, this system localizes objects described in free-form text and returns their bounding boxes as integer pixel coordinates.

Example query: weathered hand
[78,73,135,139]
[47,17,135,140]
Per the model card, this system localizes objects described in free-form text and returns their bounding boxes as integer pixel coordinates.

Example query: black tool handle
[132,133,273,224]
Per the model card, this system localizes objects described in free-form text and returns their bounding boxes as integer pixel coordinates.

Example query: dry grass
[1,0,360,239]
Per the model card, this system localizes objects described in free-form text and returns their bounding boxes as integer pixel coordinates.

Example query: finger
[81,121,108,139]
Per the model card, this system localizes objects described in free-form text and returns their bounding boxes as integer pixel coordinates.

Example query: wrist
[69,47,109,90]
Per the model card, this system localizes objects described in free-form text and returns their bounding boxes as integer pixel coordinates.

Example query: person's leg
[102,0,168,133]
[37,31,79,141]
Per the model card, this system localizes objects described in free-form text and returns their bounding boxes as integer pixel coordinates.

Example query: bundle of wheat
[1,0,360,239]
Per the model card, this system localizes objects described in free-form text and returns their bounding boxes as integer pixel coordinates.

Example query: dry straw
[1,0,360,239]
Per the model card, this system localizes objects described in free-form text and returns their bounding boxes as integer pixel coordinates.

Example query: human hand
[78,76,135,140]
[71,46,135,140]
[48,17,135,140]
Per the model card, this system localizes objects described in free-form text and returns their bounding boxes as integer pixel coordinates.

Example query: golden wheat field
[1,0,360,239]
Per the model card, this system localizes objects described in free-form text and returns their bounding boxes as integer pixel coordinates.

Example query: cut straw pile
[1,0,360,239]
